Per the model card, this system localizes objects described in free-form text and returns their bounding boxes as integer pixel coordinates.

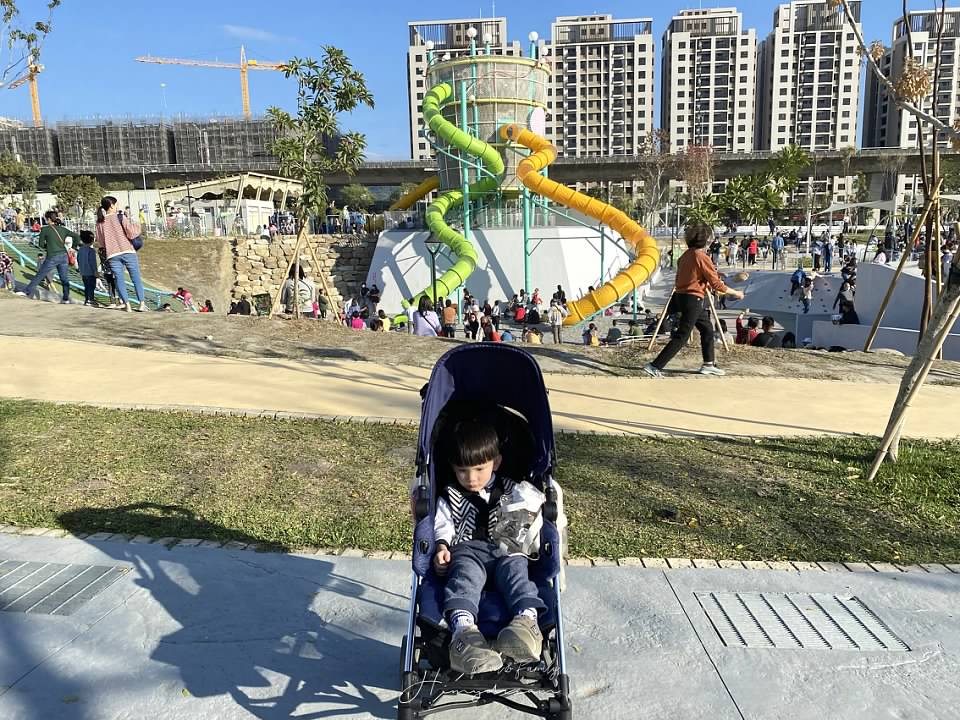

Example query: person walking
[18,210,78,303]
[547,300,566,344]
[644,224,744,377]
[94,196,146,312]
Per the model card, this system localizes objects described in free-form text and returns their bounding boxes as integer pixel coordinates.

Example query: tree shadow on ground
[50,503,404,719]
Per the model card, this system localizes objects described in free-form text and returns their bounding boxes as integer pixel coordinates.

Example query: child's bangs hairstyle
[447,419,500,467]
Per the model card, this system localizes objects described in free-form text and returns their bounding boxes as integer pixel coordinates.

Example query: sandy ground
[3,294,960,386]
[4,334,960,439]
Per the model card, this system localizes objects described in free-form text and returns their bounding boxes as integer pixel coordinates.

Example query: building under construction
[0,117,280,173]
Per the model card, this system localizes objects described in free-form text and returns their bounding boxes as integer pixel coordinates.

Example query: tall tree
[104,180,136,192]
[0,151,38,204]
[268,48,374,239]
[634,129,673,230]
[768,143,810,202]
[339,183,374,210]
[268,46,373,317]
[677,144,714,203]
[51,175,104,218]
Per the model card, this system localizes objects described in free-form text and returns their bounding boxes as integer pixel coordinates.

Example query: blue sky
[0,1,926,158]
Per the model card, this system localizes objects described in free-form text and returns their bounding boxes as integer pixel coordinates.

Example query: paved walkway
[0,533,957,719]
[2,336,959,438]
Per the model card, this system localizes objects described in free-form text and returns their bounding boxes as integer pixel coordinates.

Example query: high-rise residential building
[406,18,521,160]
[547,14,655,160]
[661,8,758,155]
[864,8,960,208]
[758,0,863,201]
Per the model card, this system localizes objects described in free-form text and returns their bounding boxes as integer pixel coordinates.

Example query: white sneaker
[60,299,74,305]
[699,364,726,376]
[642,363,663,378]
[14,291,28,297]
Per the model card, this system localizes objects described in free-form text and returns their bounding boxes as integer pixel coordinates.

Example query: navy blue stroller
[399,343,571,719]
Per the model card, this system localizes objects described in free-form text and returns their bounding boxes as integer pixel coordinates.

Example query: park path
[1,335,958,439]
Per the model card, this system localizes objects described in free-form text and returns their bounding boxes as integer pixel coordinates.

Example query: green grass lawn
[1,400,957,563]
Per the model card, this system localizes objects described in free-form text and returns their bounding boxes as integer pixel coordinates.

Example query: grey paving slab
[667,567,960,720]
[1,536,958,720]
[0,536,737,720]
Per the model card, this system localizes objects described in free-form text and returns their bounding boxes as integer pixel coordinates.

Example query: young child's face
[452,455,502,493]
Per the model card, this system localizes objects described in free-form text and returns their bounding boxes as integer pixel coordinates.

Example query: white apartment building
[864,9,960,210]
[758,0,863,202]
[406,18,521,160]
[547,14,655,161]
[661,8,758,155]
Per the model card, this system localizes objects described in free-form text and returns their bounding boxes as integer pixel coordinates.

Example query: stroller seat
[416,551,560,638]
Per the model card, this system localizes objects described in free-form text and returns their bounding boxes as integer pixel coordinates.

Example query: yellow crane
[135,46,285,119]
[2,62,44,127]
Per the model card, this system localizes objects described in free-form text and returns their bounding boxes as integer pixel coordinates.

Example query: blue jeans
[24,252,70,301]
[443,540,546,618]
[108,253,144,305]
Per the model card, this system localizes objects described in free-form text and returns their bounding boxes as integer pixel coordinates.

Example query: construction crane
[135,46,285,119]
[1,62,43,128]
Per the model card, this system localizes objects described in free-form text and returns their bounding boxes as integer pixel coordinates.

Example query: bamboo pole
[704,290,730,352]
[269,230,305,318]
[303,237,338,322]
[863,178,942,352]
[647,288,675,352]
[867,267,960,481]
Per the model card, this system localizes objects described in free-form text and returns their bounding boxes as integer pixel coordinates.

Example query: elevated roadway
[35,148,956,189]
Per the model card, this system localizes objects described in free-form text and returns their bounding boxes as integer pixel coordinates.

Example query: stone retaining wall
[231,234,377,310]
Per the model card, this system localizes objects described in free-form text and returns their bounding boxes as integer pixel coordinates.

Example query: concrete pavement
[0,533,957,719]
[2,335,960,438]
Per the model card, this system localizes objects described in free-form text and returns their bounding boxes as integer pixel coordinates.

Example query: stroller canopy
[417,344,555,480]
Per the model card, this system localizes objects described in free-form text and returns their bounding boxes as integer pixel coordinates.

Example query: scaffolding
[54,121,171,167]
[171,118,277,165]
[0,126,58,166]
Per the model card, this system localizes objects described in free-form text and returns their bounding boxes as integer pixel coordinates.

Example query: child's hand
[433,547,451,576]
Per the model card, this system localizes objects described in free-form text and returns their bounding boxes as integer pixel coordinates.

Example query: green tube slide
[402,82,504,312]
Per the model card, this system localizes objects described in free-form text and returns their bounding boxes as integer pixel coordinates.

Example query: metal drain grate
[695,592,910,651]
[0,559,127,616]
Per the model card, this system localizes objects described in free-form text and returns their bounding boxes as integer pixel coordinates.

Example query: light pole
[424,239,442,312]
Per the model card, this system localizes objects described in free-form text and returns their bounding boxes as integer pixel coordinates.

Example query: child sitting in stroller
[433,418,547,675]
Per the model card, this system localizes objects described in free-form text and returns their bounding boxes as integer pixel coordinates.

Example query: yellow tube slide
[499,124,660,326]
[388,175,440,211]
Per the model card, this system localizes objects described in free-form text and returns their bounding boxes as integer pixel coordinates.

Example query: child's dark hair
[684,223,714,250]
[747,317,759,329]
[447,419,500,467]
[80,230,95,245]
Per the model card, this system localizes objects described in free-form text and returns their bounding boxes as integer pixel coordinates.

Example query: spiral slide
[402,82,504,309]
[388,175,439,211]
[500,124,660,326]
